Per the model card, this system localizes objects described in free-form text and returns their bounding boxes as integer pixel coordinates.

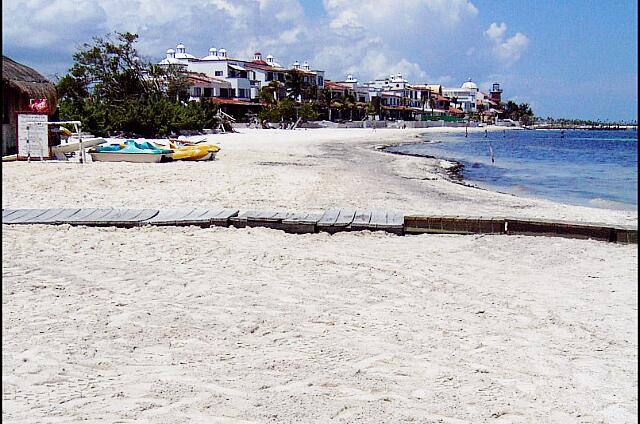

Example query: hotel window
[215,71,223,76]
[203,88,213,97]
[193,87,202,97]
[267,72,273,81]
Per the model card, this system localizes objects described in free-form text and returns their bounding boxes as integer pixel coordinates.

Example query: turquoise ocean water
[386,129,638,210]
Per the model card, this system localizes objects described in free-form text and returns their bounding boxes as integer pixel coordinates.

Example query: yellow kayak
[172,145,219,161]
[153,141,220,161]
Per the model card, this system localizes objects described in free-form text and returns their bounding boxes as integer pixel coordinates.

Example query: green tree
[285,70,309,101]
[298,102,319,122]
[56,31,219,137]
[259,81,280,107]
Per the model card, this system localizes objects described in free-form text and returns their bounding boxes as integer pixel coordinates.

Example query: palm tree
[259,81,280,107]
[317,88,332,120]
[285,70,307,101]
[342,94,356,120]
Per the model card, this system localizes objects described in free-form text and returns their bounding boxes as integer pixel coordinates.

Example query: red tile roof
[324,81,349,90]
[382,106,413,111]
[242,62,284,72]
[209,98,263,106]
[431,93,449,102]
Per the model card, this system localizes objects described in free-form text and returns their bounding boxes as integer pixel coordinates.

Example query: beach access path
[2,126,637,423]
[2,127,637,227]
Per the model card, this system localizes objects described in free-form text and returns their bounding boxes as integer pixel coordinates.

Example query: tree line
[56,32,219,138]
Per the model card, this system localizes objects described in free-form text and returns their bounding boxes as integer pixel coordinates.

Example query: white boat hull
[191,151,217,161]
[52,137,108,154]
[89,152,169,163]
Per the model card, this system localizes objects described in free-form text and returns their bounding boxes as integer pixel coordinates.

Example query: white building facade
[443,79,479,114]
[158,43,324,102]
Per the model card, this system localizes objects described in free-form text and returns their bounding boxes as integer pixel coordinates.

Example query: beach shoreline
[2,126,636,226]
[377,127,638,213]
[2,126,638,423]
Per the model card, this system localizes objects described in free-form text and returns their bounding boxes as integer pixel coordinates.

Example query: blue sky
[3,0,637,121]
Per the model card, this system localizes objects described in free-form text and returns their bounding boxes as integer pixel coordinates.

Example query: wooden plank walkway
[2,208,636,243]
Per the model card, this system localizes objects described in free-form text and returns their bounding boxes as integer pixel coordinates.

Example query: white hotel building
[158,43,325,103]
[442,78,480,113]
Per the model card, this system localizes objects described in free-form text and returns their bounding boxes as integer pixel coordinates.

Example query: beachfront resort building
[158,43,325,117]
[443,78,480,114]
[157,43,506,122]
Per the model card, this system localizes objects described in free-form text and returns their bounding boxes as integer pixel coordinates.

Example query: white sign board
[17,113,50,159]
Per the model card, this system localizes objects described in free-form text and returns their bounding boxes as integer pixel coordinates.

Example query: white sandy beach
[2,127,638,423]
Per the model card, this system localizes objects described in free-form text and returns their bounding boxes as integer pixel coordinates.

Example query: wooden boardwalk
[2,207,637,243]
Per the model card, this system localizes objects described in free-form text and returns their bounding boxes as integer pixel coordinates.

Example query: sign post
[17,112,50,160]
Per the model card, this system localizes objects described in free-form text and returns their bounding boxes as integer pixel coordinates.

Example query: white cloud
[485,22,507,42]
[495,32,530,65]
[485,22,530,66]
[3,0,524,86]
[315,0,480,82]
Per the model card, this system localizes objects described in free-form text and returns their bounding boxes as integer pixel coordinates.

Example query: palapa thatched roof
[3,56,57,111]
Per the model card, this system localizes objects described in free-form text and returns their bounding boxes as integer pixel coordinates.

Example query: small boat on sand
[89,140,173,163]
[153,140,220,161]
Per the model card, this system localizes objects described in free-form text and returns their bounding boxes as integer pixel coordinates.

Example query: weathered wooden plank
[282,212,310,223]
[368,209,388,229]
[144,208,197,225]
[615,226,638,244]
[131,209,160,223]
[177,208,225,227]
[386,210,404,227]
[506,219,558,237]
[553,221,614,241]
[66,208,114,225]
[246,210,280,221]
[2,209,21,220]
[177,208,215,225]
[45,208,84,224]
[209,209,239,226]
[25,208,79,224]
[281,212,321,234]
[93,209,159,226]
[247,210,292,229]
[229,210,253,228]
[350,210,372,229]
[4,209,49,224]
[334,208,356,227]
[55,208,97,224]
[2,209,32,223]
[317,208,341,227]
[385,210,404,235]
[271,211,295,221]
[282,212,323,225]
[92,209,142,223]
